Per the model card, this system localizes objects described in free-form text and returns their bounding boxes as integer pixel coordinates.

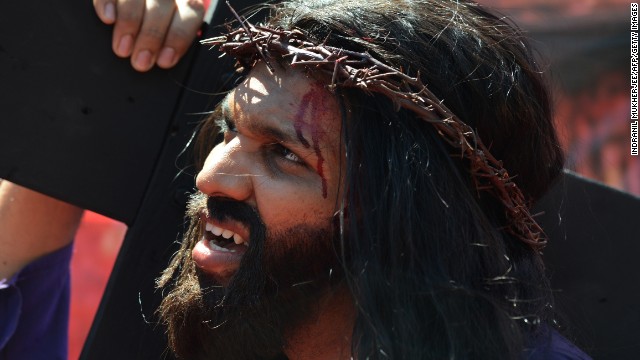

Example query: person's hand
[93,0,206,72]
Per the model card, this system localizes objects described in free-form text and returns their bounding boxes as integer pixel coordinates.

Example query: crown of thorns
[201,3,547,251]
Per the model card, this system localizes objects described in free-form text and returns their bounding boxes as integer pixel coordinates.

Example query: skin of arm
[93,0,206,72]
[0,180,83,280]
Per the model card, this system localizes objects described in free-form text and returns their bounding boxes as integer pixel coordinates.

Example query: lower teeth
[209,239,236,253]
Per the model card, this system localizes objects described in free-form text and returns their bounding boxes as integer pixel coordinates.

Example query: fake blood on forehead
[293,85,329,198]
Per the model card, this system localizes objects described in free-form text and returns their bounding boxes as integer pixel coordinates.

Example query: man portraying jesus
[155,1,591,359]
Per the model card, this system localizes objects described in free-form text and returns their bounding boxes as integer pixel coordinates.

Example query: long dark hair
[190,0,565,358]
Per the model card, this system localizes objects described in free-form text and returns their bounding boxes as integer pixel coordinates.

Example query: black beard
[157,194,343,360]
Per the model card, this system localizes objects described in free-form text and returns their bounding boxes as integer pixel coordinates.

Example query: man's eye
[269,143,304,165]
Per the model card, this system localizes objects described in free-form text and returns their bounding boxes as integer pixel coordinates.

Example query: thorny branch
[200,6,547,251]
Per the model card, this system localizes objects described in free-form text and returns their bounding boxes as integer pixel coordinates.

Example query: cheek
[253,179,337,228]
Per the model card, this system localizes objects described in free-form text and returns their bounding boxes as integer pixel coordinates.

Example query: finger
[112,0,146,59]
[94,0,117,24]
[156,0,205,69]
[130,0,177,72]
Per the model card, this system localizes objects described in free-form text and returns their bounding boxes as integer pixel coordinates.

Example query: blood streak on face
[293,98,312,148]
[293,84,332,198]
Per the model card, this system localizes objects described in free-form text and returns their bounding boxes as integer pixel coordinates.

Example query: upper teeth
[205,222,248,246]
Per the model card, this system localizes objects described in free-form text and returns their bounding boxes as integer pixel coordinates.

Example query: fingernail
[134,50,153,71]
[104,3,116,22]
[157,47,176,68]
[117,34,133,57]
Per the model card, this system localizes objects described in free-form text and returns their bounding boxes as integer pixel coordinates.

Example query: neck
[284,285,355,360]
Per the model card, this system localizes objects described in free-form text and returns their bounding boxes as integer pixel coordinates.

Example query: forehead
[224,63,342,148]
[228,63,327,105]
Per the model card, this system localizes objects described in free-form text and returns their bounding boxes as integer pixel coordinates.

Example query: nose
[195,140,254,202]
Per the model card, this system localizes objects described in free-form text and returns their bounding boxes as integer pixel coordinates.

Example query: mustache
[207,196,263,230]
[187,192,265,233]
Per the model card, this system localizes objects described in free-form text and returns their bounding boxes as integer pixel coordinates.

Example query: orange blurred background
[68,212,125,360]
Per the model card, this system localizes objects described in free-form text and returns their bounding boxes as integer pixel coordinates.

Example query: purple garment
[0,243,72,360]
[526,326,592,360]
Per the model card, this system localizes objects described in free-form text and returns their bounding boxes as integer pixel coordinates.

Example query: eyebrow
[220,97,311,149]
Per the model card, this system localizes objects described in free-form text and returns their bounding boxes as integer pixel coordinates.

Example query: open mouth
[192,215,251,282]
[204,222,249,252]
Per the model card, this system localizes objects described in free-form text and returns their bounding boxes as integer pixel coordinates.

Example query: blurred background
[67,0,637,359]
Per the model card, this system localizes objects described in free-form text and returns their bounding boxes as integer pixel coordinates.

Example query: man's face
[193,62,343,283]
[159,63,346,359]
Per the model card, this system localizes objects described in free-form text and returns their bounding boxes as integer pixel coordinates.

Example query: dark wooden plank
[0,1,193,224]
[535,171,640,359]
[79,1,259,357]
